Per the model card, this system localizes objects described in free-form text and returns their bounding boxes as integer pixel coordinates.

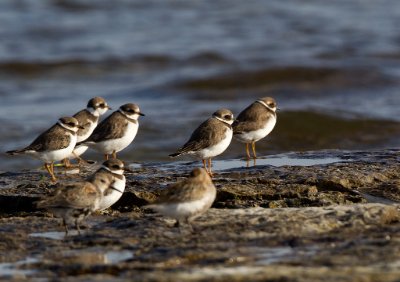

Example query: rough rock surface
[0,149,399,281]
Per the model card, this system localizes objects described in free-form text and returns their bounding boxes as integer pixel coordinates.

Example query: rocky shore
[0,149,399,281]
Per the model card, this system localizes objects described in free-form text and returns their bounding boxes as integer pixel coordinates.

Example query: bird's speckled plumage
[147,168,216,229]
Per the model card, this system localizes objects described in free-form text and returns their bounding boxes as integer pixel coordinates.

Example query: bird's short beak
[78,125,85,129]
[139,112,145,116]
[277,107,281,111]
[107,106,112,110]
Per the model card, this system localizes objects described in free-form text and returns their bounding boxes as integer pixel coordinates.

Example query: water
[30,230,78,240]
[0,258,37,278]
[0,245,133,278]
[1,0,400,170]
[212,156,344,170]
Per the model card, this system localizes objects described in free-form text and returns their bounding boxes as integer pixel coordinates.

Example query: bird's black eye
[98,103,105,108]
[100,179,106,183]
[224,115,232,120]
[68,122,76,126]
[112,165,120,169]
[268,102,275,108]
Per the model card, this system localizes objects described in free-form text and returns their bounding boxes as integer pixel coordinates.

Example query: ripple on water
[30,230,78,240]
[56,250,134,265]
[0,258,38,278]
[212,156,345,171]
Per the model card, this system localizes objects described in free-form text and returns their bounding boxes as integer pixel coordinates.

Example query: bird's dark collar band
[100,166,125,180]
[213,116,232,128]
[109,186,123,194]
[118,110,138,123]
[57,122,76,135]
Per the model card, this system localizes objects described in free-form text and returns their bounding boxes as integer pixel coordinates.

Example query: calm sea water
[1,0,400,170]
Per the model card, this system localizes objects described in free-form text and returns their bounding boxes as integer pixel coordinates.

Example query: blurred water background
[1,0,400,170]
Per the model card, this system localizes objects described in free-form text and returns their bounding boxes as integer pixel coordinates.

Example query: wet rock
[0,149,399,281]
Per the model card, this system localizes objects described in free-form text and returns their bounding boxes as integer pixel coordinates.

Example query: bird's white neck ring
[256,100,275,112]
[57,121,76,132]
[101,165,124,175]
[214,115,233,125]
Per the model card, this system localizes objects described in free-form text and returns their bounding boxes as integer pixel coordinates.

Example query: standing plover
[6,117,82,182]
[36,172,112,235]
[169,109,234,176]
[146,168,216,230]
[88,159,126,210]
[65,97,111,166]
[233,97,277,160]
[80,103,144,160]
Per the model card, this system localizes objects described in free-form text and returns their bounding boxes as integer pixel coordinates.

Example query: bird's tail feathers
[76,140,94,147]
[168,152,181,158]
[6,149,25,155]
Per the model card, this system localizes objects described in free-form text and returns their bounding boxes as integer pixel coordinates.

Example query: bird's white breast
[70,119,98,158]
[77,120,98,143]
[150,188,216,221]
[94,121,138,154]
[98,176,126,210]
[196,127,233,159]
[235,115,276,143]
[40,132,77,162]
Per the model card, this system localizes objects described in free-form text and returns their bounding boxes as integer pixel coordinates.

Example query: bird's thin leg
[174,220,184,234]
[202,159,208,173]
[104,154,109,160]
[48,162,57,182]
[185,218,194,233]
[251,142,257,159]
[112,150,117,159]
[208,158,213,177]
[73,153,88,167]
[62,158,70,176]
[63,219,69,235]
[62,158,71,168]
[44,163,52,175]
[75,219,81,235]
[245,143,251,160]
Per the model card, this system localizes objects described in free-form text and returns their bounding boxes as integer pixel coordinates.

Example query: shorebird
[65,97,111,167]
[6,117,82,182]
[36,172,112,235]
[146,168,216,231]
[79,103,144,160]
[88,159,126,210]
[169,109,234,176]
[233,97,277,161]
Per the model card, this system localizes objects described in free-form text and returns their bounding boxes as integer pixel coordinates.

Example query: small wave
[183,52,234,65]
[52,0,104,12]
[0,51,235,76]
[175,66,393,91]
[367,52,400,60]
[0,55,175,76]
